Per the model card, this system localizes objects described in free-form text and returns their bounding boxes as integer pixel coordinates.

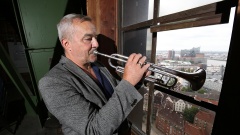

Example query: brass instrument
[93,50,206,91]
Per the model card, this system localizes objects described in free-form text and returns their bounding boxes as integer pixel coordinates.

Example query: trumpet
[93,50,206,91]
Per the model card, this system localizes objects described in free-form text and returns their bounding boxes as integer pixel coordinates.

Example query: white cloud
[156,2,235,52]
[159,0,223,17]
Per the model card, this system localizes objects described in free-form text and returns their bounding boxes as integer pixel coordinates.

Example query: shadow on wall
[49,0,87,70]
[97,34,121,80]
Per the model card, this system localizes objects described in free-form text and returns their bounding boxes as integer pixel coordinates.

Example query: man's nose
[91,37,99,47]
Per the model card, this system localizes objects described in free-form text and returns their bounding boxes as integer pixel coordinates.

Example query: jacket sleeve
[38,75,142,135]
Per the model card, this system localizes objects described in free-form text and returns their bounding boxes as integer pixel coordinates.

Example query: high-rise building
[168,50,175,60]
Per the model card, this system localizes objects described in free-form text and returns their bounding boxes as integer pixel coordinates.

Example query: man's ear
[62,39,69,49]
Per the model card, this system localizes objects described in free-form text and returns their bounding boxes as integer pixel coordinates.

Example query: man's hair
[57,13,92,41]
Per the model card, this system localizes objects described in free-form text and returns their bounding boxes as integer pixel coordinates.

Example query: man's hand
[122,53,151,86]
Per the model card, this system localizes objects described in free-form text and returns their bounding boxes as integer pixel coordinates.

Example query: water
[207,59,226,66]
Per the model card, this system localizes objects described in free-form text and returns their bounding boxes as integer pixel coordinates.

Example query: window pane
[155,7,235,105]
[149,91,216,135]
[159,0,223,17]
[123,28,152,61]
[122,0,153,27]
[124,28,152,133]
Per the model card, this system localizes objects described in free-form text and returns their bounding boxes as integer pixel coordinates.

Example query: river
[207,59,227,66]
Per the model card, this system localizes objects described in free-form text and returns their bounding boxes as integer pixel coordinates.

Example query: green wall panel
[28,49,54,86]
[17,0,68,49]
[8,0,84,123]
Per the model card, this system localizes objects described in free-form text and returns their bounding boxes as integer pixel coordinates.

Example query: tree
[181,86,193,92]
[197,88,206,94]
[183,107,199,123]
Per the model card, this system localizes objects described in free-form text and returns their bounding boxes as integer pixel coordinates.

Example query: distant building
[168,50,175,60]
[194,110,215,135]
[184,121,207,135]
[175,99,186,113]
[143,93,148,111]
[165,96,174,111]
[153,91,164,118]
[155,106,184,135]
[196,53,205,58]
[150,89,217,135]
[181,47,200,57]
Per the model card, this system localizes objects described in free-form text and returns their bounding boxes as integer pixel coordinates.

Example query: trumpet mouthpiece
[93,50,98,55]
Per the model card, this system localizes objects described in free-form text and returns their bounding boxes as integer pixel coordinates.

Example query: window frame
[118,0,240,135]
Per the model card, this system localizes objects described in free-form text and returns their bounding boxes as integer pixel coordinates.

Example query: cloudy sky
[153,0,235,52]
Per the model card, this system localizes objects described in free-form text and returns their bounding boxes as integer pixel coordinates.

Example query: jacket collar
[59,55,108,103]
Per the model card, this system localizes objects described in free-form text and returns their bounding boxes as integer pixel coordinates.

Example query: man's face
[64,19,99,65]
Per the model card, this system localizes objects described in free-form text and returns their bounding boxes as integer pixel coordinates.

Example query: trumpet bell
[188,68,206,91]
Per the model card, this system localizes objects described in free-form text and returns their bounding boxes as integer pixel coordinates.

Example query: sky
[151,0,236,52]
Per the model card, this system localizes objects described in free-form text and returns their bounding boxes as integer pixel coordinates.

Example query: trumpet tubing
[93,50,206,91]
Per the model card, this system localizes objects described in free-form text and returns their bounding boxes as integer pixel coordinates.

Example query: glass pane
[123,28,152,133]
[159,0,223,17]
[123,28,152,61]
[155,7,235,105]
[122,0,154,27]
[148,91,216,135]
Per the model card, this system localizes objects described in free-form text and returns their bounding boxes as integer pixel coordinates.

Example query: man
[38,13,150,135]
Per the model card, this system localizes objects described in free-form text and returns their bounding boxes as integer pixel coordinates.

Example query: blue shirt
[92,64,114,100]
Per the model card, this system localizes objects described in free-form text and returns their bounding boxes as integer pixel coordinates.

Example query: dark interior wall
[0,0,28,129]
[0,0,88,127]
[0,0,20,52]
[50,0,87,69]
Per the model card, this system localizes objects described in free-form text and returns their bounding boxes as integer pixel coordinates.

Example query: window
[119,0,239,135]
